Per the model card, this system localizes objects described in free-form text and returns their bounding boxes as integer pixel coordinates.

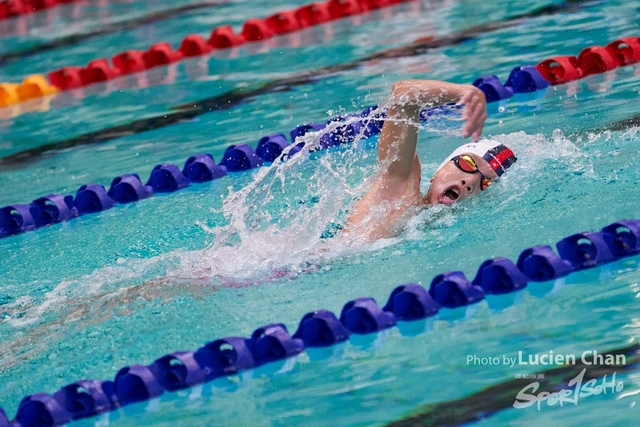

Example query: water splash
[175,115,396,282]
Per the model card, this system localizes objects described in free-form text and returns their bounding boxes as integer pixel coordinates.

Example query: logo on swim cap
[436,140,517,177]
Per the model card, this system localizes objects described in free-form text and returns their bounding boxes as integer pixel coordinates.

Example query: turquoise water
[1,0,640,425]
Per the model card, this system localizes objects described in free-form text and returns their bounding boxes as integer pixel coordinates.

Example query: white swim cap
[435,139,517,177]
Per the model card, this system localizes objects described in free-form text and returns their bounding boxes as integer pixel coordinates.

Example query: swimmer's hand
[388,80,487,141]
[459,86,487,141]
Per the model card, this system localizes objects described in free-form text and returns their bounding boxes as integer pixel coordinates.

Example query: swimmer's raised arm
[379,80,487,182]
[345,80,488,239]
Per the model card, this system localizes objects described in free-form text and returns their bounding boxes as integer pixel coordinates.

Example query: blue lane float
[30,195,75,226]
[16,393,69,427]
[108,174,153,203]
[251,324,304,366]
[219,144,264,172]
[256,134,290,162]
[182,154,227,182]
[472,75,513,102]
[472,258,529,294]
[383,284,440,320]
[320,114,367,148]
[505,65,550,93]
[148,352,205,392]
[146,164,191,193]
[0,204,36,236]
[194,337,255,379]
[113,365,164,407]
[429,271,485,308]
[292,310,351,347]
[290,122,326,142]
[3,217,640,425]
[0,103,464,239]
[53,380,114,421]
[556,232,615,270]
[339,297,396,334]
[74,184,115,215]
[601,220,640,257]
[0,407,8,427]
[516,245,573,282]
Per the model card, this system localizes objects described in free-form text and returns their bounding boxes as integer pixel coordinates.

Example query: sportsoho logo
[514,367,624,410]
[466,350,627,410]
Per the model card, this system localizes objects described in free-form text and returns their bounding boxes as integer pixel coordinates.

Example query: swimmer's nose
[461,180,472,193]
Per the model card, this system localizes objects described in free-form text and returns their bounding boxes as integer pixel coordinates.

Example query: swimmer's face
[425,153,498,205]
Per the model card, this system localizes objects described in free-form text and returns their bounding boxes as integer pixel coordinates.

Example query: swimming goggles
[451,155,493,191]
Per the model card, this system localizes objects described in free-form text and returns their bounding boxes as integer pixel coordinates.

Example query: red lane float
[536,36,640,85]
[50,43,185,89]
[79,59,120,85]
[265,10,301,35]
[142,42,183,69]
[361,0,392,9]
[30,0,57,10]
[208,26,245,48]
[179,35,214,57]
[47,66,83,90]
[328,0,363,18]
[536,55,583,85]
[241,18,274,42]
[295,2,332,27]
[577,46,619,75]
[605,36,640,65]
[112,51,147,75]
[0,0,30,20]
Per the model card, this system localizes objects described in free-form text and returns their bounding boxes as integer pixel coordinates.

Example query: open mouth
[438,186,460,204]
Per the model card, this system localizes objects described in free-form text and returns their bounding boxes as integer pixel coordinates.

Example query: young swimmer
[346,79,517,240]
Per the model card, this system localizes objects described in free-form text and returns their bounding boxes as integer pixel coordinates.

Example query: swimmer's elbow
[391,79,438,97]
[391,80,415,97]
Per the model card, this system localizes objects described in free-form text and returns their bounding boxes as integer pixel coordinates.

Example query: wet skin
[346,80,489,240]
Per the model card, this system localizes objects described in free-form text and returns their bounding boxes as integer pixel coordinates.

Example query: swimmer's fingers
[459,90,475,120]
[463,99,485,134]
[461,88,486,121]
[472,120,485,141]
[460,87,487,140]
[467,103,487,141]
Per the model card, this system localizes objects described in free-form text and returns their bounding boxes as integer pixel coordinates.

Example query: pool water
[1,0,640,425]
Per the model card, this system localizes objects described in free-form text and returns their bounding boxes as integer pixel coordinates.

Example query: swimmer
[346,79,517,239]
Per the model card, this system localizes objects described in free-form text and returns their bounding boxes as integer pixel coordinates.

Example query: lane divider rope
[0,1,231,65]
[0,0,418,111]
